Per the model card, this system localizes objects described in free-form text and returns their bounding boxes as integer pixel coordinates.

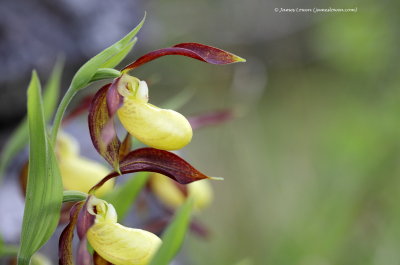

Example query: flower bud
[117,75,193,150]
[150,173,213,211]
[87,198,161,265]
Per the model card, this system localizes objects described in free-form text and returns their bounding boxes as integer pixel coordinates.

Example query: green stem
[50,87,77,146]
[50,68,121,145]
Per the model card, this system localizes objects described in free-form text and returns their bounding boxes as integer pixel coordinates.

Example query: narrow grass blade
[43,58,64,120]
[17,72,63,265]
[149,197,194,265]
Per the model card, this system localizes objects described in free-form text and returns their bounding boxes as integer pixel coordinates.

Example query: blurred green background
[1,0,400,264]
[133,0,400,264]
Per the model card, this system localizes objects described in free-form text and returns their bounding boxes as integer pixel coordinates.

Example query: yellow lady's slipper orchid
[116,74,193,150]
[57,132,114,197]
[150,173,213,211]
[86,197,161,265]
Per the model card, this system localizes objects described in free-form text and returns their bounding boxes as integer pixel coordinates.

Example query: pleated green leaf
[103,172,149,221]
[17,72,63,265]
[0,60,63,182]
[149,197,194,265]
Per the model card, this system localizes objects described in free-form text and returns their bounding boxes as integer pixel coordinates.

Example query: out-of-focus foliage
[313,0,397,76]
[141,0,398,264]
[149,197,194,265]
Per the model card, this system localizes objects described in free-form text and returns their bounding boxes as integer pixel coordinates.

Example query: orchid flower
[88,43,245,172]
[59,197,161,265]
[86,197,161,265]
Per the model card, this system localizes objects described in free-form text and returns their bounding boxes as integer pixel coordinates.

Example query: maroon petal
[59,201,84,265]
[190,219,211,239]
[76,238,92,265]
[188,109,234,130]
[122,42,245,71]
[119,133,132,161]
[88,84,121,171]
[90,148,214,193]
[77,197,95,240]
[106,77,123,117]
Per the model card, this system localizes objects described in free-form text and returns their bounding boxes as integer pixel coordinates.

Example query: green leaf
[149,197,194,265]
[100,38,137,69]
[0,60,63,183]
[103,172,149,221]
[17,72,63,265]
[63,190,88,203]
[51,13,146,145]
[71,14,145,91]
